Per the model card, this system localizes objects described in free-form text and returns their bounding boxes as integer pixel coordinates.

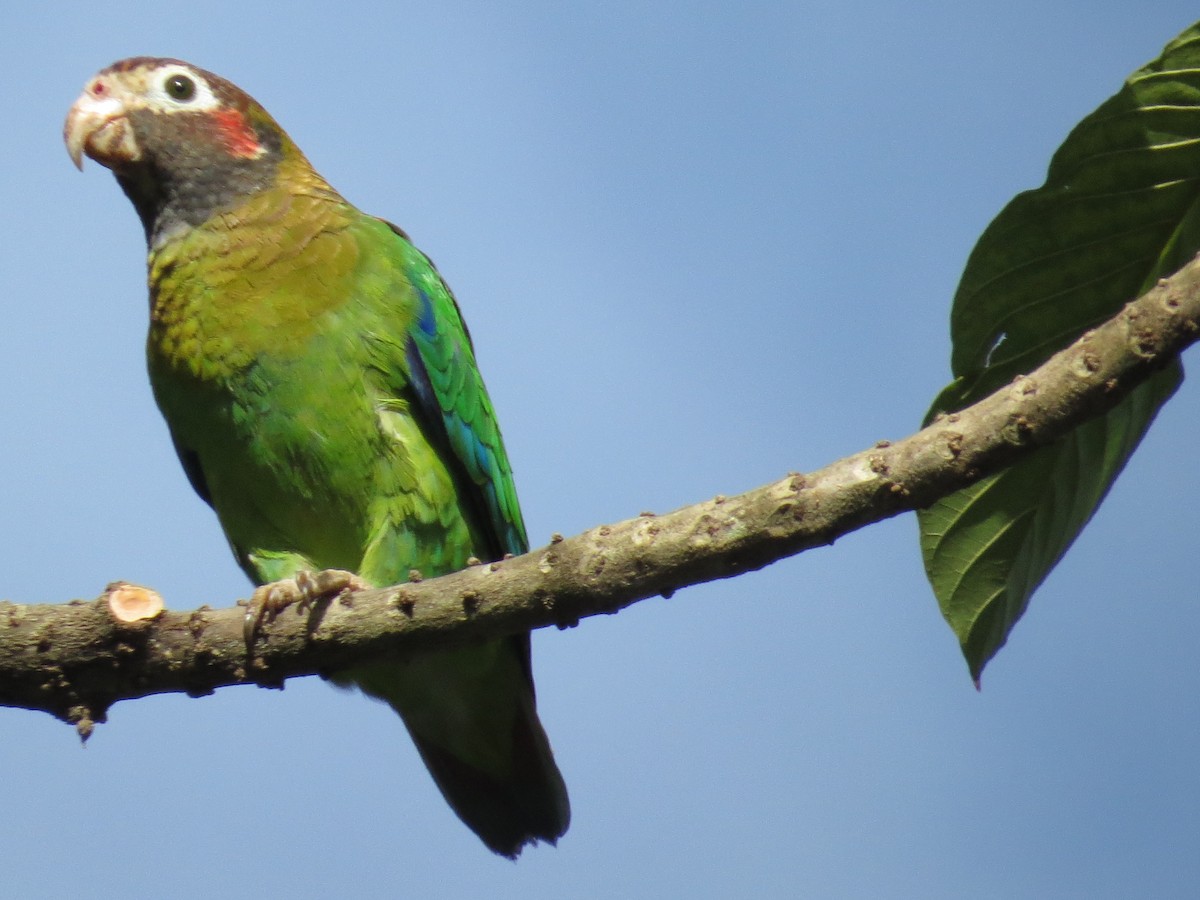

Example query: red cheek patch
[212,108,263,158]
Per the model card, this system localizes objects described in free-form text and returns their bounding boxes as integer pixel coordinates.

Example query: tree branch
[4,255,1199,736]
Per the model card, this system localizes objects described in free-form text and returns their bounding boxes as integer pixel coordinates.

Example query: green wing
[373,219,528,563]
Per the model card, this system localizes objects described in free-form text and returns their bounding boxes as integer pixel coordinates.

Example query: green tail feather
[339,636,569,857]
[408,697,570,857]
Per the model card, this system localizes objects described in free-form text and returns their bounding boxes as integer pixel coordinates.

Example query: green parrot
[64,57,569,857]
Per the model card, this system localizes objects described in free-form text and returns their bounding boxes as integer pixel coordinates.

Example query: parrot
[63,57,569,858]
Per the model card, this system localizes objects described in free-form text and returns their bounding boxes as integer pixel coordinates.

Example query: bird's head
[64,58,310,242]
[63,57,284,172]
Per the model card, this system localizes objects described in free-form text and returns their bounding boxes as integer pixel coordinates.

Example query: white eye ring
[148,66,220,111]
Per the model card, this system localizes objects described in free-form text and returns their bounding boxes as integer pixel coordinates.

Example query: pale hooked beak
[64,78,140,170]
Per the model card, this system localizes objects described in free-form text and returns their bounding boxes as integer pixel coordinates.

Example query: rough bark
[3,254,1199,738]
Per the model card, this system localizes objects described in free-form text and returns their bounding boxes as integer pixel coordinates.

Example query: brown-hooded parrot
[64,57,569,857]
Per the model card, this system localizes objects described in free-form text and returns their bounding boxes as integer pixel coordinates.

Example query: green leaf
[919,23,1200,681]
[921,368,1178,684]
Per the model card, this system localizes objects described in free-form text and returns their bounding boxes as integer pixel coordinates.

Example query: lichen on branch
[2,252,1199,734]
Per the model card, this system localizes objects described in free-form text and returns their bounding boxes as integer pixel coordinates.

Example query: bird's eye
[164,73,196,102]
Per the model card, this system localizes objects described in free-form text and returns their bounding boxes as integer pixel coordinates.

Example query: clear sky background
[2,3,1198,898]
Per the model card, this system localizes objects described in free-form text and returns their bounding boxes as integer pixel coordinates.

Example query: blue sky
[2,3,1198,897]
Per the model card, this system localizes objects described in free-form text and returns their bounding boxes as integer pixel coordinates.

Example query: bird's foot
[243,569,370,650]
